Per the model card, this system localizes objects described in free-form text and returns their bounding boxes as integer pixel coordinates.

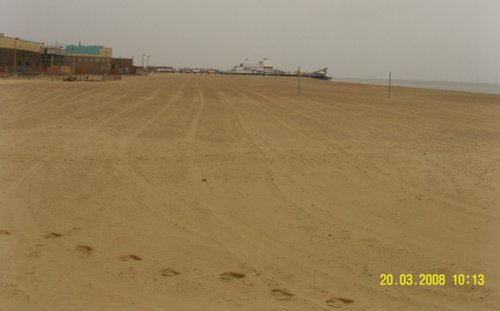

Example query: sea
[334,78,500,95]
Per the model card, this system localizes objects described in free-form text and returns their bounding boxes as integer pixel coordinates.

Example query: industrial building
[0,33,42,76]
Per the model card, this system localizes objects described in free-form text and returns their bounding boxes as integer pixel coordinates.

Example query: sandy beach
[0,75,499,310]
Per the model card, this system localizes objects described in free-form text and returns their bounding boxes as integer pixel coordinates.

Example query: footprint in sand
[120,254,142,261]
[0,229,10,235]
[27,249,41,258]
[69,227,82,233]
[220,272,246,282]
[325,297,355,308]
[75,245,94,256]
[271,288,295,300]
[43,232,63,239]
[161,268,180,276]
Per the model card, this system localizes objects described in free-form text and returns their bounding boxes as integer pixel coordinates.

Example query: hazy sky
[2,0,499,82]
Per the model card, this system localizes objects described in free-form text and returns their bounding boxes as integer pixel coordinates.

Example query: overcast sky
[1,0,499,82]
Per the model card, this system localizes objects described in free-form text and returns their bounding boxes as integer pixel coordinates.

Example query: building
[0,34,127,77]
[65,44,112,74]
[40,45,72,75]
[151,66,175,73]
[0,33,42,75]
[111,57,136,74]
[41,45,66,67]
[230,58,275,74]
[259,58,273,70]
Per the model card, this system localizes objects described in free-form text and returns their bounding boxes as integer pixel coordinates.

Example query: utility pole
[142,54,145,69]
[298,66,301,96]
[13,37,17,78]
[388,71,392,98]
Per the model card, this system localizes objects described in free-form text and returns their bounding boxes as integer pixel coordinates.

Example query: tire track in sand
[109,80,225,242]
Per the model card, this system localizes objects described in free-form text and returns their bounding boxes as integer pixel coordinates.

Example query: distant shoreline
[334,78,500,95]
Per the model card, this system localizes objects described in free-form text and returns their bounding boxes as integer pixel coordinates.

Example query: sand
[0,75,499,310]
